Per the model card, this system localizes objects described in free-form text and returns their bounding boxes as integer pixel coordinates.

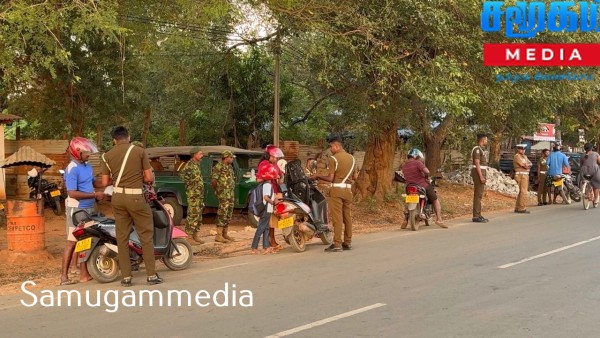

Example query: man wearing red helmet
[251,163,280,254]
[60,137,104,285]
[259,145,285,250]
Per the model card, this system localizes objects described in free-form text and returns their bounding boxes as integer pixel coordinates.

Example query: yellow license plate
[553,181,563,187]
[75,237,92,252]
[405,195,419,203]
[277,217,294,229]
[50,190,61,197]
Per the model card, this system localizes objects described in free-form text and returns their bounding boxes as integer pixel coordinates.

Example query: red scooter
[71,186,192,283]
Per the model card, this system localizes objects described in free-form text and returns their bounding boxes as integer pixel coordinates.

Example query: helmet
[68,137,98,162]
[257,163,280,180]
[408,148,424,159]
[266,145,284,158]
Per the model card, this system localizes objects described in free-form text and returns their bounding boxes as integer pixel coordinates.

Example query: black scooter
[71,186,193,283]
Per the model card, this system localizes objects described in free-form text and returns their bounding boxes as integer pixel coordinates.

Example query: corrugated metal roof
[0,114,22,124]
[145,145,263,158]
[0,146,56,168]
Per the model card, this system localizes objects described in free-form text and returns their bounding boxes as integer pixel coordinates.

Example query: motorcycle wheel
[424,204,433,227]
[163,238,193,271]
[319,229,333,245]
[570,186,582,202]
[52,196,62,216]
[87,244,120,283]
[408,209,419,231]
[559,187,571,204]
[289,224,306,252]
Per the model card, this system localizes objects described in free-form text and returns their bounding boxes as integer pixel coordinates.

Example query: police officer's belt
[539,171,547,174]
[471,165,488,169]
[332,183,352,189]
[113,187,143,195]
[515,172,529,175]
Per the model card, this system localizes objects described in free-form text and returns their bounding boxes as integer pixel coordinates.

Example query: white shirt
[262,182,275,213]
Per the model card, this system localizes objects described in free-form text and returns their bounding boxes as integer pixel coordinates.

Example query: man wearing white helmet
[401,148,447,228]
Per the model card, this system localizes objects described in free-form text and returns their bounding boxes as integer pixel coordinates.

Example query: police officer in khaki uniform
[537,148,550,205]
[311,136,355,252]
[513,144,532,213]
[100,126,163,287]
[471,134,489,223]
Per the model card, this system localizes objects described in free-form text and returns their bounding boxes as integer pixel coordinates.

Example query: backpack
[248,182,271,217]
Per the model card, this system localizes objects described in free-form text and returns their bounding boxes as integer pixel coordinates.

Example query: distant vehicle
[147,146,263,226]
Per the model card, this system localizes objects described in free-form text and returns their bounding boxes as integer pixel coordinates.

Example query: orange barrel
[6,199,45,252]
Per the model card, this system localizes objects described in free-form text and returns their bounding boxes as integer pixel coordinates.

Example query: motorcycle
[71,185,193,283]
[272,159,333,252]
[399,174,440,231]
[27,167,64,216]
[550,173,581,204]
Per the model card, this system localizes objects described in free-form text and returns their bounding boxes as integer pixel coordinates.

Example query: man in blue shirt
[546,143,570,177]
[60,137,104,285]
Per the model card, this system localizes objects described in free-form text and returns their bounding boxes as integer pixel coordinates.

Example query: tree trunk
[141,109,151,147]
[412,96,454,173]
[96,125,102,150]
[354,122,397,202]
[488,131,503,168]
[178,118,186,146]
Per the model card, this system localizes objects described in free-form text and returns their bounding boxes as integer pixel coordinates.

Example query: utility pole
[273,31,281,147]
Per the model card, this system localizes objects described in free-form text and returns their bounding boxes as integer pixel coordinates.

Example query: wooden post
[0,124,5,200]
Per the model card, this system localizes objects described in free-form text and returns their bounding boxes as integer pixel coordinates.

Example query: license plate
[405,195,419,203]
[50,190,61,197]
[277,217,294,229]
[75,238,92,252]
[553,181,563,187]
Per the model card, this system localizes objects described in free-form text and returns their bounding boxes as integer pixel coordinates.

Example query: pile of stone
[444,167,528,196]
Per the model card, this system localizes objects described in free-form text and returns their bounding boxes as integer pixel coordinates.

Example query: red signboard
[533,123,556,141]
[484,44,600,67]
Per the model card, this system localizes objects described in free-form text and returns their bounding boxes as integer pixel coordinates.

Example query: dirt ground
[0,181,534,296]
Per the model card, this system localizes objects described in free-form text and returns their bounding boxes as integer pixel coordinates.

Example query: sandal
[60,279,78,286]
[435,221,448,228]
[251,249,260,255]
[263,248,277,255]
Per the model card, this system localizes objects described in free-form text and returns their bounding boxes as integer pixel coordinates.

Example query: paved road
[2,202,600,338]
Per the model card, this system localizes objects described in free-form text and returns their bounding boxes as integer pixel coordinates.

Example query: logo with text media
[481,1,600,68]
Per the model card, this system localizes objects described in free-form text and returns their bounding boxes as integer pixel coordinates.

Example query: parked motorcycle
[71,185,193,283]
[550,173,581,204]
[401,176,440,231]
[271,159,333,252]
[27,167,63,215]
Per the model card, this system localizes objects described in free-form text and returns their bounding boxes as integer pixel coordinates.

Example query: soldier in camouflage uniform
[180,146,205,244]
[211,150,236,243]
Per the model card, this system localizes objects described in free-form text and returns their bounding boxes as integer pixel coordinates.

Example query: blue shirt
[546,151,569,176]
[65,160,95,209]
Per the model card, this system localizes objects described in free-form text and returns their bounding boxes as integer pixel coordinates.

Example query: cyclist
[580,143,600,207]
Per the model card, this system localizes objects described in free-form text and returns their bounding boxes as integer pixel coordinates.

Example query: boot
[215,227,230,243]
[222,227,235,242]
[193,231,205,244]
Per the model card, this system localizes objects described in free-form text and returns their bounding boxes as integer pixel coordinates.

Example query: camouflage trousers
[216,196,234,228]
[185,192,204,235]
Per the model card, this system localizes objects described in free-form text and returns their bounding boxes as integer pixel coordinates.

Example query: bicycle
[580,174,597,210]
